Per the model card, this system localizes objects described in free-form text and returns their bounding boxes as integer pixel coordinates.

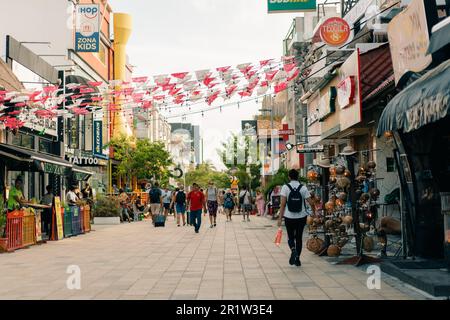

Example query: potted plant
[93,196,122,225]
[0,198,7,252]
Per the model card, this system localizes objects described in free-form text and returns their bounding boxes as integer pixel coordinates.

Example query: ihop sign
[75,4,100,52]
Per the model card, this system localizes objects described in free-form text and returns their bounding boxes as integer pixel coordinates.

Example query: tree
[105,136,173,185]
[181,163,229,189]
[217,133,261,190]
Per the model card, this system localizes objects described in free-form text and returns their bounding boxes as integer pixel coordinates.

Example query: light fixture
[285,142,294,151]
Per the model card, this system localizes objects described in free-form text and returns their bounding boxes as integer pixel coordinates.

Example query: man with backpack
[223,189,235,222]
[239,186,252,222]
[173,186,187,227]
[206,180,219,228]
[149,182,163,222]
[278,169,316,267]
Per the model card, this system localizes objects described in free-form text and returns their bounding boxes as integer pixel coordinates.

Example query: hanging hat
[340,145,357,156]
[317,158,331,168]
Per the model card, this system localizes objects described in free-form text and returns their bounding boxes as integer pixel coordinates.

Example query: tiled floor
[0,214,432,300]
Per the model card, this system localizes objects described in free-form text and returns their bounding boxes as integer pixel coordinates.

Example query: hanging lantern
[370,188,380,199]
[329,165,337,176]
[336,165,345,175]
[327,245,341,257]
[344,169,351,177]
[367,161,377,169]
[342,215,353,226]
[336,198,344,207]
[307,169,319,182]
[325,201,335,213]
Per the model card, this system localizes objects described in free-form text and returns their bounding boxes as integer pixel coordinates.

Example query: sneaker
[295,257,301,267]
[289,249,297,265]
[247,218,250,222]
[195,230,199,233]
[177,224,180,227]
[214,223,216,227]
[183,223,186,226]
[210,225,214,228]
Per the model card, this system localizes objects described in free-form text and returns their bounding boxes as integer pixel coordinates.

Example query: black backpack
[149,188,161,203]
[175,191,186,204]
[239,191,247,205]
[286,183,304,213]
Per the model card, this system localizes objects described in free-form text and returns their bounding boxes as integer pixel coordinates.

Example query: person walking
[173,186,187,227]
[206,181,219,228]
[40,185,54,237]
[223,189,235,222]
[162,187,172,218]
[239,186,252,222]
[149,182,163,221]
[218,190,225,215]
[278,169,316,267]
[256,190,266,216]
[187,183,206,233]
[118,189,132,223]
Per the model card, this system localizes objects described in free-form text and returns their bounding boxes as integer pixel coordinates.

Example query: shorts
[176,203,186,214]
[163,203,171,210]
[207,200,218,216]
[150,203,161,215]
[243,204,252,212]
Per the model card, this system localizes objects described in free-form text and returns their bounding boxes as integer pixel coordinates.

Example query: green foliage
[217,133,261,190]
[263,168,307,199]
[0,198,6,234]
[182,162,230,189]
[93,196,121,218]
[105,135,173,182]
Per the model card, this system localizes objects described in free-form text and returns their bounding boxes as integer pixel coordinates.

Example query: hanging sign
[387,0,433,85]
[267,0,316,13]
[296,145,325,153]
[320,17,351,47]
[75,4,100,52]
[66,155,101,166]
[93,120,103,157]
[337,76,356,109]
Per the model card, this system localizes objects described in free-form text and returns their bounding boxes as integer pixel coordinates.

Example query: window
[11,132,34,149]
[39,138,53,155]
[386,157,396,172]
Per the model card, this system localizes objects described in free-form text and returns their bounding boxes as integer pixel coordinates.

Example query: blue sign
[93,120,103,157]
[75,4,100,52]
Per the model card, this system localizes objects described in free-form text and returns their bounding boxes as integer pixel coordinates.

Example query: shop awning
[0,58,24,91]
[0,143,73,174]
[71,165,94,181]
[427,16,450,55]
[377,58,450,137]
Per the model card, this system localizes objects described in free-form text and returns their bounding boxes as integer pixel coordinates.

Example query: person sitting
[7,177,27,212]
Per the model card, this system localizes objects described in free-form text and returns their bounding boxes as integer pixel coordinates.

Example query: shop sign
[344,0,376,27]
[54,197,64,240]
[68,116,79,149]
[337,76,356,109]
[267,0,316,13]
[296,145,325,153]
[93,120,103,156]
[23,117,58,137]
[66,155,101,166]
[43,163,66,175]
[388,0,433,85]
[241,120,258,136]
[318,87,337,122]
[319,17,351,47]
[75,4,100,53]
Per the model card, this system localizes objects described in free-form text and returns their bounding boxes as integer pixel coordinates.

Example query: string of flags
[0,55,306,130]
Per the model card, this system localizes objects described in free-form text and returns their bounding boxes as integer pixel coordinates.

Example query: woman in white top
[206,181,219,228]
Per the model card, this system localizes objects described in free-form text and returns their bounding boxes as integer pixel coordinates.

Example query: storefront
[377,58,450,262]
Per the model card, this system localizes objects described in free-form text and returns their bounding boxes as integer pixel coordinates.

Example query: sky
[109,0,302,169]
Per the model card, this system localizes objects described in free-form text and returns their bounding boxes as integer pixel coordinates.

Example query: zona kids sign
[75,4,100,52]
[268,0,316,13]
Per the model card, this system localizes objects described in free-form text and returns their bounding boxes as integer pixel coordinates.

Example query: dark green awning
[427,17,450,55]
[377,59,450,136]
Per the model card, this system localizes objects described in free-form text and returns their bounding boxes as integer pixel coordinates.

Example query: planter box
[0,238,7,253]
[93,217,121,225]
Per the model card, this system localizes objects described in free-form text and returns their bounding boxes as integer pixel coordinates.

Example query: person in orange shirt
[187,183,207,233]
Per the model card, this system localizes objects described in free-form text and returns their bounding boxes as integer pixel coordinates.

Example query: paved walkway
[0,214,431,300]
